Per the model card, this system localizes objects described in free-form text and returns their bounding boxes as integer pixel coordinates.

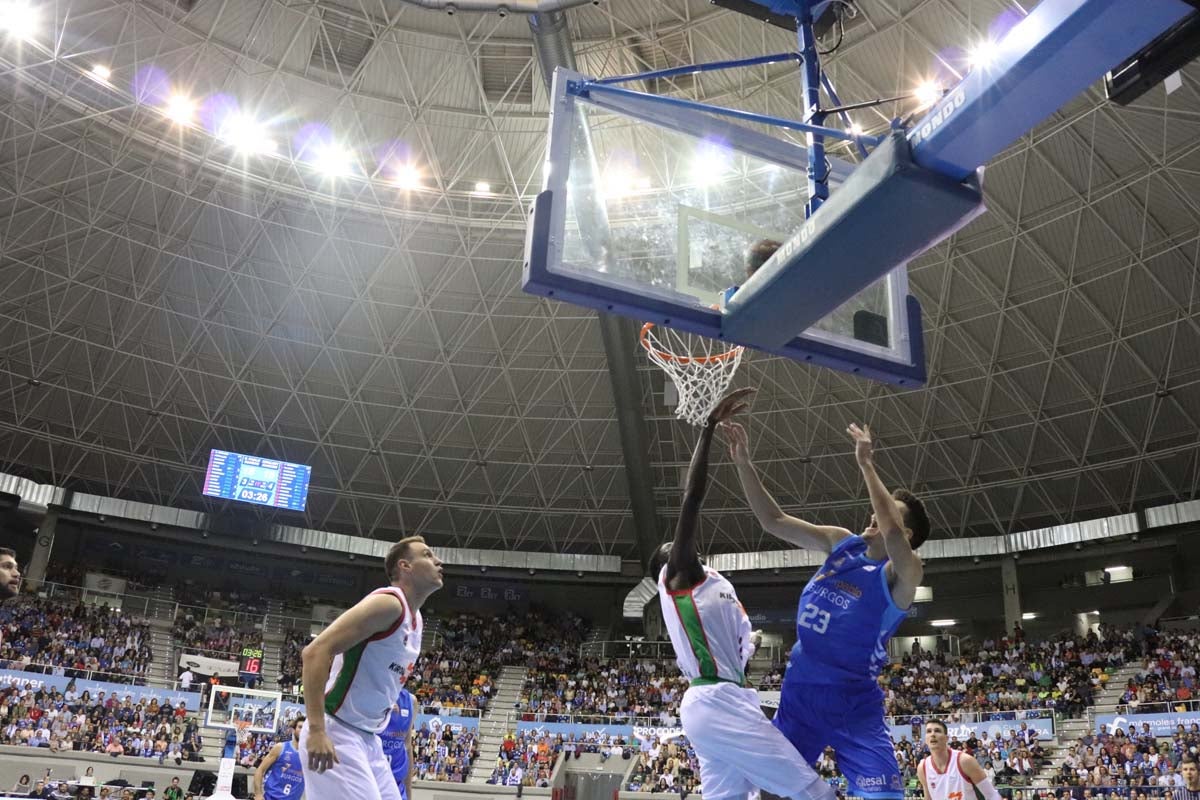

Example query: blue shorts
[772,682,902,799]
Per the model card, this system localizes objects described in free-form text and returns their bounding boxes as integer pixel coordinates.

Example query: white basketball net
[641,323,745,426]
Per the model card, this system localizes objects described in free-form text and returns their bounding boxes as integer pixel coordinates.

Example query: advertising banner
[178,653,240,678]
[0,668,202,710]
[1096,711,1200,737]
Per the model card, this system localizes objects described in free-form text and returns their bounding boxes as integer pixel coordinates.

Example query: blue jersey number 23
[798,604,830,634]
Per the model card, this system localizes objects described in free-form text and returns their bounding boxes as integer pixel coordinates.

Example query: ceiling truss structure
[2,0,1200,556]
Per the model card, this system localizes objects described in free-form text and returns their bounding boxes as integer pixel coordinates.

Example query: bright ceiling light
[1103,565,1128,573]
[968,39,1001,69]
[89,65,112,82]
[1022,612,1038,620]
[914,81,942,109]
[0,0,38,41]
[312,142,354,178]
[691,147,731,187]
[392,162,423,191]
[163,94,196,126]
[473,181,492,195]
[601,166,644,199]
[930,619,957,627]
[846,122,865,137]
[218,112,275,156]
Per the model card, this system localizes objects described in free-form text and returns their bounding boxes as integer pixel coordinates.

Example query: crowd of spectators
[277,628,306,696]
[519,658,688,725]
[410,722,479,783]
[1047,724,1197,792]
[173,611,261,658]
[488,730,629,788]
[0,679,202,763]
[1117,630,1200,714]
[882,627,1138,718]
[625,734,700,795]
[0,596,153,685]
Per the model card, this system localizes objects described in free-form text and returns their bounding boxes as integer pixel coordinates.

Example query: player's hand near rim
[664,388,755,591]
[722,421,851,552]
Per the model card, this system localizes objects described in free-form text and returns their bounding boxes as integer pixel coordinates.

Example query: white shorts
[680,682,836,800]
[300,715,402,800]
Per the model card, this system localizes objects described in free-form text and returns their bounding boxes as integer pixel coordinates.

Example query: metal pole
[796,0,827,218]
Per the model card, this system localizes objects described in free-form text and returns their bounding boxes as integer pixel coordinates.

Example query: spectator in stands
[0,595,153,684]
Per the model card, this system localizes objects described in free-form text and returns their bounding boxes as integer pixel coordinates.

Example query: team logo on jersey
[832,580,862,599]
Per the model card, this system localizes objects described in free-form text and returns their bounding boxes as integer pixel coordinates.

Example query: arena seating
[0,680,198,763]
[410,723,479,783]
[488,730,623,788]
[883,628,1137,717]
[1117,629,1200,713]
[518,658,689,723]
[0,595,153,685]
[624,734,699,794]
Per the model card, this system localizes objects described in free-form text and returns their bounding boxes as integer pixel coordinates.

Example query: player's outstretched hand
[847,423,874,466]
[721,421,752,466]
[306,729,339,773]
[708,388,755,426]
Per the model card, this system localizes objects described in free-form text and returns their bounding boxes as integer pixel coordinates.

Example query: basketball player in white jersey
[300,536,443,800]
[918,720,1002,800]
[653,388,835,800]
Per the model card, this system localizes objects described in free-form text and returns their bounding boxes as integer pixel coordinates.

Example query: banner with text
[1096,711,1200,737]
[889,717,1055,742]
[178,653,240,678]
[84,573,128,596]
[0,668,202,710]
[275,700,479,733]
[516,721,634,738]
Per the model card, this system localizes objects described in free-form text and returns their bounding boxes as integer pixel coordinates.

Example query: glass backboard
[524,69,928,386]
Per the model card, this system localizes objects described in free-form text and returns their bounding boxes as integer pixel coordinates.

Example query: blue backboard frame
[522,69,929,387]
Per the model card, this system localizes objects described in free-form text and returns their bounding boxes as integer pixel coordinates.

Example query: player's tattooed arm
[724,421,851,552]
[848,423,923,603]
[666,389,755,591]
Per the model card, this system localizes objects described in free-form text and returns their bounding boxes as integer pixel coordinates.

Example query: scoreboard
[202,450,312,512]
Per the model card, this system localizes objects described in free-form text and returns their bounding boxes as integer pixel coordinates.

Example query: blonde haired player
[653,389,835,800]
[918,720,1002,800]
[300,536,443,800]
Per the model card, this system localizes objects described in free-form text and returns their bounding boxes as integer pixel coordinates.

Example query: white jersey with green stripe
[323,586,423,734]
[658,566,754,685]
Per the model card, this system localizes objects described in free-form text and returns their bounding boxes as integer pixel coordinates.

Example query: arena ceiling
[2,0,1200,558]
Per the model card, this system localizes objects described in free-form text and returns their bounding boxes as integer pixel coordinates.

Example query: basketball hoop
[640,321,745,426]
[235,720,253,747]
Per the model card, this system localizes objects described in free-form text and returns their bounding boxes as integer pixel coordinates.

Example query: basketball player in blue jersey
[254,715,305,800]
[651,388,835,800]
[379,690,415,800]
[725,420,930,800]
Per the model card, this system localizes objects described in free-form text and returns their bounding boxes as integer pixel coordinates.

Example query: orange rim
[639,321,743,365]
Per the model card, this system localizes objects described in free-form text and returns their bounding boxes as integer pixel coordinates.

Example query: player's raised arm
[300,592,405,772]
[662,389,755,591]
[723,422,851,553]
[848,423,923,605]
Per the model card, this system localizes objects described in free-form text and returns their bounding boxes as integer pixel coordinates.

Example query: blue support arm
[909,0,1196,181]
